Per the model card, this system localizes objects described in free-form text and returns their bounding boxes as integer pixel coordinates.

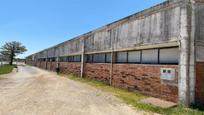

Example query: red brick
[59,62,81,76]
[112,64,178,102]
[196,62,204,105]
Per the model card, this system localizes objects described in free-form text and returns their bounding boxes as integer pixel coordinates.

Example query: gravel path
[0,65,146,115]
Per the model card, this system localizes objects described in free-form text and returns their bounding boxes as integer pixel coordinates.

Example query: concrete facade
[26,0,204,106]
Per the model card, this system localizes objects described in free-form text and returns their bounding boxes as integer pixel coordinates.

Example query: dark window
[73,55,81,62]
[59,57,67,62]
[67,55,81,62]
[68,56,74,62]
[128,51,141,63]
[51,57,56,62]
[42,58,46,61]
[93,53,105,63]
[85,54,93,63]
[105,53,111,63]
[38,58,46,61]
[116,52,127,63]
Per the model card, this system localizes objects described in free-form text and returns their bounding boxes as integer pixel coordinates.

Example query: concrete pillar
[109,30,116,85]
[56,48,60,69]
[109,30,113,85]
[109,52,114,85]
[81,38,85,78]
[46,51,48,70]
[189,0,196,104]
[179,0,195,106]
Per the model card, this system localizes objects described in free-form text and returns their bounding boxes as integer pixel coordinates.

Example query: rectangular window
[73,55,81,62]
[116,52,127,63]
[93,53,105,63]
[105,53,111,63]
[51,57,56,62]
[85,55,93,63]
[59,58,61,62]
[38,58,45,61]
[59,57,67,62]
[128,51,141,63]
[159,47,179,64]
[68,56,74,62]
[142,49,158,64]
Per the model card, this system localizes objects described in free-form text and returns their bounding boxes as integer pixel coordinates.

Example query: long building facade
[26,0,204,106]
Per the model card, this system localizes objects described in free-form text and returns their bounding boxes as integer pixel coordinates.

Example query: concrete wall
[84,3,182,54]
[28,0,183,59]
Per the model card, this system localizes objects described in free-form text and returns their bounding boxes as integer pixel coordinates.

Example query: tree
[0,41,27,65]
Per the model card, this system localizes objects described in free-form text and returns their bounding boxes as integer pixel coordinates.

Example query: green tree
[0,41,27,65]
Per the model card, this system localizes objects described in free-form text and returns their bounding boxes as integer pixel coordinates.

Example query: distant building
[26,0,204,106]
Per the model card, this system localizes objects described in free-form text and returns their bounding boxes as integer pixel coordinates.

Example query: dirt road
[0,65,146,115]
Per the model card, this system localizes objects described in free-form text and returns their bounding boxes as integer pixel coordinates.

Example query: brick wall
[59,62,81,76]
[40,62,47,69]
[84,63,111,84]
[196,62,204,105]
[47,62,56,71]
[112,64,178,102]
[82,63,178,102]
[28,61,179,102]
[36,62,41,68]
[26,60,35,66]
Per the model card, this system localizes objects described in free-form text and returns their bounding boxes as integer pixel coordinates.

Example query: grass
[65,74,204,115]
[0,64,16,75]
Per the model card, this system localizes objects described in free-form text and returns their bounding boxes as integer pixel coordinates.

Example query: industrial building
[26,0,204,106]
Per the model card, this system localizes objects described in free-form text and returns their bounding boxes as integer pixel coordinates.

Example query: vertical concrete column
[109,30,113,85]
[109,29,116,85]
[56,57,59,68]
[46,51,48,70]
[109,52,113,85]
[81,38,85,78]
[110,52,116,85]
[56,47,60,72]
[179,1,195,106]
[189,0,196,104]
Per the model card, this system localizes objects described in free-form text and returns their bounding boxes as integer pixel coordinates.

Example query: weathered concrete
[141,97,177,108]
[178,0,196,106]
[30,0,184,59]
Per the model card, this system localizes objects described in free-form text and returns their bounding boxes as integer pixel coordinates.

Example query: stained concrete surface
[140,97,177,108]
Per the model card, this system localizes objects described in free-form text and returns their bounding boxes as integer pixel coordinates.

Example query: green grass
[66,74,204,115]
[0,64,16,75]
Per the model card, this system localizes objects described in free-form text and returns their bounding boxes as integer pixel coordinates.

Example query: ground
[0,65,146,115]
